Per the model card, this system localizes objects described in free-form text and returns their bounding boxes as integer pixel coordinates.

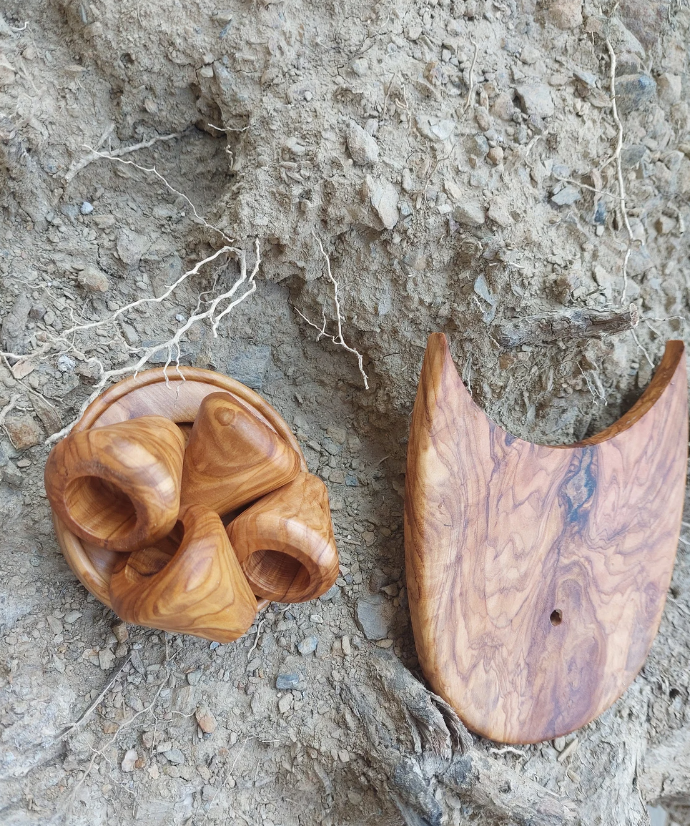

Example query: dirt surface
[1,0,690,824]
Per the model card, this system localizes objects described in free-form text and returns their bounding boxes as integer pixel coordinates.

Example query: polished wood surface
[110,505,257,642]
[52,368,309,607]
[45,416,185,552]
[405,333,687,744]
[53,512,120,608]
[180,393,301,516]
[228,472,339,603]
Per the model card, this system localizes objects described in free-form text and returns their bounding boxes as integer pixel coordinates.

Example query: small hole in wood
[550,609,563,626]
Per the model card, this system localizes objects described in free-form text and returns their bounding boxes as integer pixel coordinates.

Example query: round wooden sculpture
[52,367,308,612]
[405,333,687,744]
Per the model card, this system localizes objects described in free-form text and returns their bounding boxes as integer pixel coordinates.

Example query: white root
[295,234,369,390]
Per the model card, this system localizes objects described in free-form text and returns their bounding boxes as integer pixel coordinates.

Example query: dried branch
[496,305,639,348]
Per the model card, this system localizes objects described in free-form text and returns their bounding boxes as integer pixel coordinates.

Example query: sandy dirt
[1,0,690,824]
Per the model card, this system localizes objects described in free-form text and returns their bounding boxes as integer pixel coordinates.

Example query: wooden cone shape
[405,333,687,744]
[227,472,339,603]
[45,416,185,552]
[110,505,257,642]
[180,392,301,516]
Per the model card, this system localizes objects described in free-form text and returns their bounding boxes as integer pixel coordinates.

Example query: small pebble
[341,636,351,656]
[276,673,301,690]
[298,636,318,656]
[164,748,185,765]
[112,622,129,643]
[195,705,217,734]
[121,749,137,772]
[80,201,93,215]
[278,693,293,713]
[186,670,202,685]
[64,610,83,624]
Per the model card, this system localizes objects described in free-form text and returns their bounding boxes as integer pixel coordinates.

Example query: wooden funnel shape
[45,416,185,552]
[110,505,257,642]
[405,333,687,744]
[227,472,339,603]
[180,392,301,516]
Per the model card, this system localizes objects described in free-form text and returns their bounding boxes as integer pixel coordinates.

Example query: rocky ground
[1,0,690,824]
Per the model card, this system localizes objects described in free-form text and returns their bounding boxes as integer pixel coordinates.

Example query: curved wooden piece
[405,333,687,744]
[110,505,257,642]
[45,416,185,552]
[227,472,339,603]
[180,393,302,516]
[51,368,307,605]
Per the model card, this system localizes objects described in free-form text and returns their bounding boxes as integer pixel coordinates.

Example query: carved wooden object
[45,416,185,552]
[180,392,301,515]
[46,367,336,642]
[110,505,257,642]
[405,333,687,744]
[228,472,339,602]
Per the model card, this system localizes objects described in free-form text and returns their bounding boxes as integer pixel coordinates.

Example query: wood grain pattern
[52,368,307,605]
[180,392,301,516]
[228,472,339,603]
[110,505,257,642]
[45,416,185,552]
[405,333,687,744]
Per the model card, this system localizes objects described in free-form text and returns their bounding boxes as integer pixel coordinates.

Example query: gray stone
[347,121,379,165]
[615,74,657,115]
[57,354,76,372]
[319,583,340,601]
[80,201,94,215]
[116,230,150,267]
[1,293,31,354]
[298,636,318,655]
[120,322,140,346]
[366,176,399,229]
[186,669,202,685]
[276,672,301,689]
[621,145,647,168]
[164,748,185,765]
[225,344,271,390]
[453,200,485,226]
[551,185,581,206]
[515,83,555,118]
[355,594,395,640]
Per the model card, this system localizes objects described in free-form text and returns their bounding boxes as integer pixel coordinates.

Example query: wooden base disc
[54,367,306,613]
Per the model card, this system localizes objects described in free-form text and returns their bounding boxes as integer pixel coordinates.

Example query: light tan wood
[51,368,307,605]
[180,392,302,516]
[110,505,257,642]
[405,333,687,743]
[45,416,185,552]
[228,472,339,603]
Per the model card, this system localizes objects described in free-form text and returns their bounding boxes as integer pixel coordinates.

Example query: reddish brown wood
[45,416,185,552]
[228,472,339,602]
[110,505,257,642]
[405,333,687,744]
[180,393,301,516]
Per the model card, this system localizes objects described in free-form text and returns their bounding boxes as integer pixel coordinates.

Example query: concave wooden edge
[405,333,687,744]
[53,367,306,611]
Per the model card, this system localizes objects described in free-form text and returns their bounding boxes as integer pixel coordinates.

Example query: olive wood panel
[228,472,339,603]
[405,333,687,744]
[110,505,257,642]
